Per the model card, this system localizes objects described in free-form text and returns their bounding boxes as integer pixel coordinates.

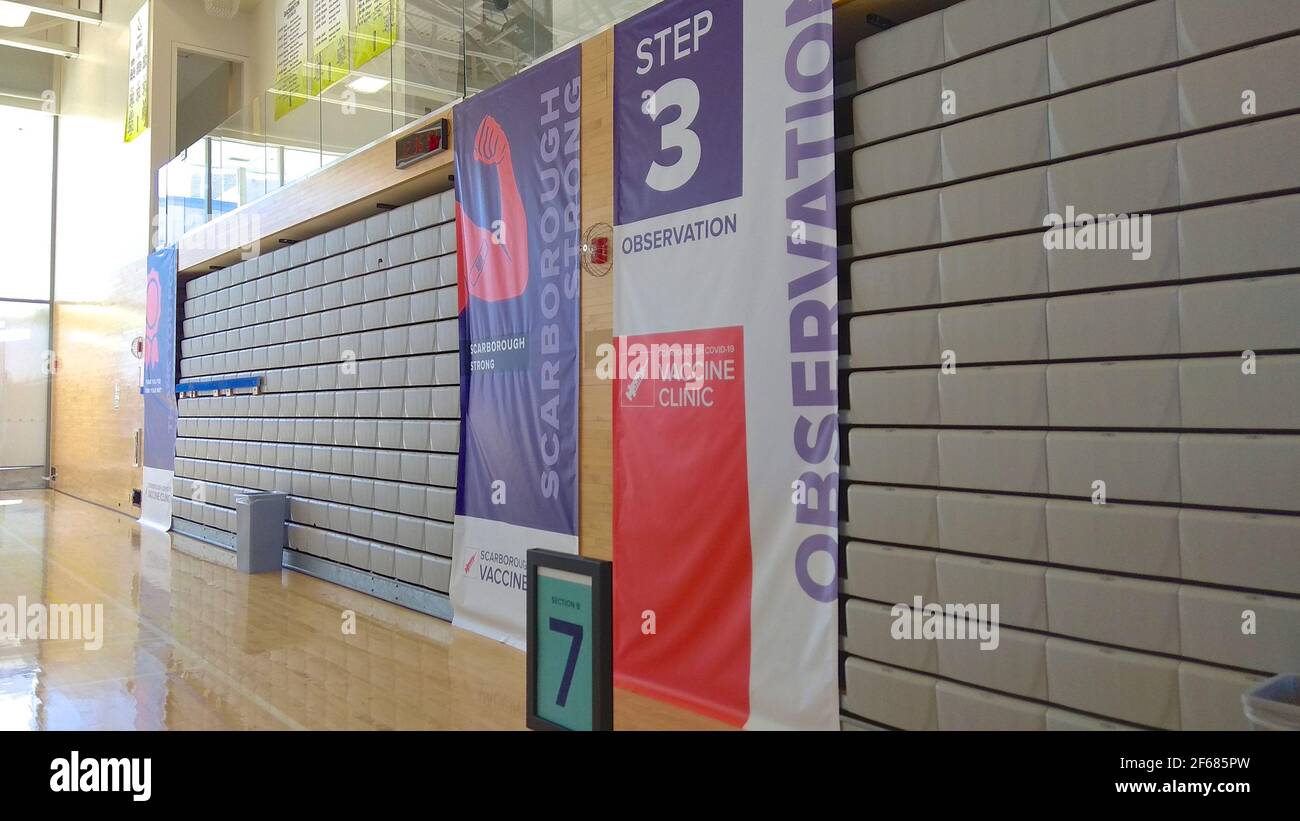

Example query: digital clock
[395,119,449,169]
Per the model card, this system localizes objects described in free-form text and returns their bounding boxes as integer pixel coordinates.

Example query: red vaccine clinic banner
[612,0,840,728]
[450,49,582,648]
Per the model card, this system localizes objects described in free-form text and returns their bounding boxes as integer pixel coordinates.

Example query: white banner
[612,0,840,729]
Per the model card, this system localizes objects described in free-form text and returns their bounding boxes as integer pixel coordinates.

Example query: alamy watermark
[891,596,1000,651]
[1043,207,1152,261]
[0,597,104,651]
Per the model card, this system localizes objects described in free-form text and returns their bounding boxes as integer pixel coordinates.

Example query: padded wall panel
[943,0,1050,59]
[852,130,942,200]
[1048,141,1181,217]
[1179,509,1300,595]
[936,621,1048,698]
[845,429,940,486]
[1177,195,1300,278]
[845,599,939,673]
[1046,360,1181,427]
[1178,662,1265,731]
[1049,68,1180,157]
[936,681,1047,730]
[1179,586,1300,671]
[940,167,1048,242]
[1047,432,1181,502]
[939,365,1049,426]
[1175,0,1300,58]
[1178,36,1300,129]
[937,491,1049,561]
[845,485,940,548]
[1179,115,1300,204]
[844,542,939,605]
[850,250,942,312]
[938,302,1049,363]
[1046,214,1179,292]
[853,71,944,144]
[851,190,942,255]
[848,310,940,367]
[937,554,1049,630]
[1179,355,1300,429]
[1046,500,1182,577]
[845,369,940,426]
[1046,637,1181,729]
[939,233,1047,303]
[1047,0,1178,92]
[939,430,1049,493]
[1180,274,1300,353]
[1178,434,1300,512]
[941,38,1050,119]
[1047,287,1181,359]
[941,102,1050,181]
[843,659,938,730]
[855,11,945,88]
[1046,569,1181,653]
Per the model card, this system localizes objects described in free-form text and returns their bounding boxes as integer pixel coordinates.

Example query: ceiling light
[347,75,390,95]
[0,2,31,28]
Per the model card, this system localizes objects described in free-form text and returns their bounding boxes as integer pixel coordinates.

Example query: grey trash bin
[1242,674,1300,730]
[234,491,288,574]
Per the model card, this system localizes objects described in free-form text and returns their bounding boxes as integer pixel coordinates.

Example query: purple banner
[615,0,743,225]
[142,245,177,472]
[453,49,582,538]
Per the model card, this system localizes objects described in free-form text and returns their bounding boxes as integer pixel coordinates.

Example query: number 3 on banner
[646,77,701,192]
[548,617,584,707]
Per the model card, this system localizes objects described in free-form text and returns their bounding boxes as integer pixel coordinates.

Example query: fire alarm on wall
[131,336,145,359]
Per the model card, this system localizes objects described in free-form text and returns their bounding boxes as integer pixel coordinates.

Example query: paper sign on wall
[124,2,150,143]
[273,0,310,120]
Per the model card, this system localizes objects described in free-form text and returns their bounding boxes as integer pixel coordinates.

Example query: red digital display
[396,119,449,169]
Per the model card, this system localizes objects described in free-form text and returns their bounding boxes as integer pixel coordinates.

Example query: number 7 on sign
[548,618,584,707]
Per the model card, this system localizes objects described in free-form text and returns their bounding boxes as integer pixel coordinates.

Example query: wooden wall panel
[50,259,147,513]
[579,31,615,561]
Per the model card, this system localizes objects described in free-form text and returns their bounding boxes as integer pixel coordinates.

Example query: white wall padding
[1048,0,1178,92]
[850,249,942,313]
[938,491,1049,561]
[855,11,944,89]
[1046,569,1181,654]
[1175,0,1300,58]
[1178,509,1300,595]
[1049,68,1180,157]
[936,681,1047,730]
[1178,36,1300,129]
[843,658,939,730]
[844,541,939,604]
[843,0,1300,732]
[1047,637,1181,729]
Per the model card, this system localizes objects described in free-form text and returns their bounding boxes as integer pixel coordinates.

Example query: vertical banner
[274,0,310,120]
[352,0,399,70]
[310,0,350,95]
[450,51,582,648]
[612,0,840,728]
[124,2,150,142]
[140,246,178,532]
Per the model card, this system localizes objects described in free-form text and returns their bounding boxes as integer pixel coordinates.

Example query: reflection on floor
[0,490,727,730]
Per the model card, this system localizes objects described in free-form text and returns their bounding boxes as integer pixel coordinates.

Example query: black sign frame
[525,549,613,731]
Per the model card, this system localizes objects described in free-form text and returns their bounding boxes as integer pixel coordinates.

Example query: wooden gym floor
[0,490,727,730]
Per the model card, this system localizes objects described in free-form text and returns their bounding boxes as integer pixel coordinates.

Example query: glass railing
[156,0,658,249]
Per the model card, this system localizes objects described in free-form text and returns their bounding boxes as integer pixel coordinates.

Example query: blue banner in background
[450,49,582,647]
[141,245,177,530]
